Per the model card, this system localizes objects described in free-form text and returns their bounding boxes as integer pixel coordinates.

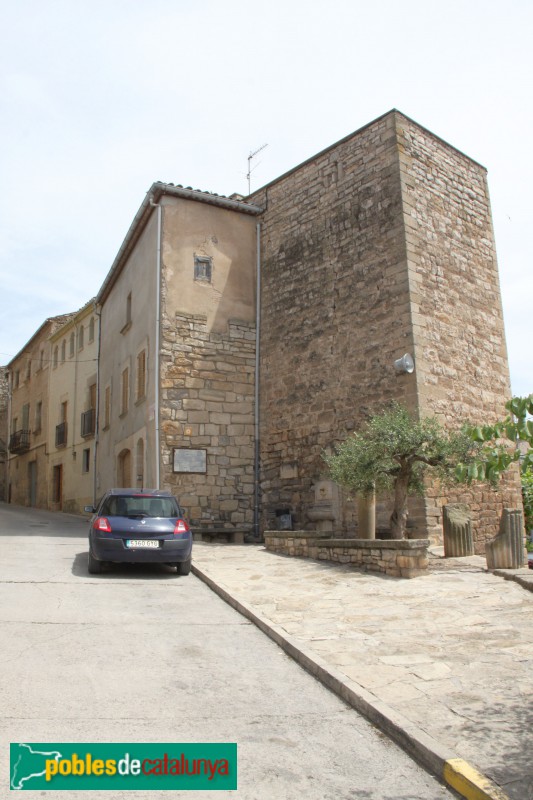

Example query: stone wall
[264,530,429,578]
[250,112,417,534]
[395,115,523,550]
[160,313,256,531]
[250,110,522,547]
[0,367,8,501]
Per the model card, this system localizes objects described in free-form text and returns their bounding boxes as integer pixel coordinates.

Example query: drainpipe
[150,196,162,490]
[93,303,102,506]
[254,222,261,540]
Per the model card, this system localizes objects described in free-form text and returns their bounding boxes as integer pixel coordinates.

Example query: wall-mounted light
[394,353,415,374]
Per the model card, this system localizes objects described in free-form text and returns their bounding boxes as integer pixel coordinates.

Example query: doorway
[53,465,63,509]
[28,461,37,507]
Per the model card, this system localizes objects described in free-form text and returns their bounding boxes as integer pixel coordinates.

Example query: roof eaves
[6,312,77,368]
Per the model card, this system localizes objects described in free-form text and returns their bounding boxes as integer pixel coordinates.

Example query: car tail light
[173,519,190,535]
[93,517,112,533]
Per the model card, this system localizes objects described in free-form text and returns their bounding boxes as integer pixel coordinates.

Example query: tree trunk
[389,468,410,539]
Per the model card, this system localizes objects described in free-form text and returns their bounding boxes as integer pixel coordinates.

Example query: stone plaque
[172,448,207,473]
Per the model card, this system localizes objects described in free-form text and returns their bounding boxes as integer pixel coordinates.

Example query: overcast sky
[0,0,531,396]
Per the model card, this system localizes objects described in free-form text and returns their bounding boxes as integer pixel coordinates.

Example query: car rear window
[100,496,180,518]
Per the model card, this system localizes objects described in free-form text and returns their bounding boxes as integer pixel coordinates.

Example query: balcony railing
[55,422,67,448]
[81,408,95,438]
[9,429,30,453]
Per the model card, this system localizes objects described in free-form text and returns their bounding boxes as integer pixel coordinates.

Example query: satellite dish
[394,353,415,374]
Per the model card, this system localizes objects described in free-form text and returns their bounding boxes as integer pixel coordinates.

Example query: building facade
[96,187,260,531]
[249,109,521,548]
[0,367,7,501]
[6,315,74,507]
[2,110,523,551]
[47,302,99,513]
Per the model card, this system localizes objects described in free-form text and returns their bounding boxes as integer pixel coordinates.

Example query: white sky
[0,0,531,396]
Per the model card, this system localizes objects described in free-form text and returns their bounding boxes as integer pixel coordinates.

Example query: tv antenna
[247,143,268,194]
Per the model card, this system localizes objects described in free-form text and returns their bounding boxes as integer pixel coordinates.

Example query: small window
[82,448,90,473]
[78,325,84,350]
[104,385,111,429]
[69,332,75,357]
[89,317,95,342]
[39,349,44,370]
[53,347,58,368]
[121,293,132,334]
[34,401,42,434]
[14,371,20,389]
[26,361,31,381]
[136,350,146,401]
[194,255,212,283]
[121,367,129,415]
[61,340,66,363]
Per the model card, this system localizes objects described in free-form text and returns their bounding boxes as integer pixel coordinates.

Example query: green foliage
[325,403,474,495]
[324,403,478,538]
[458,395,533,485]
[522,467,533,532]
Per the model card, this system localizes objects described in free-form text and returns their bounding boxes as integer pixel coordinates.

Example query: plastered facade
[159,197,257,528]
[6,315,74,508]
[48,304,98,513]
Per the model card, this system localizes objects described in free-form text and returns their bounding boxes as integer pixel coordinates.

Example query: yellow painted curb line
[443,759,510,800]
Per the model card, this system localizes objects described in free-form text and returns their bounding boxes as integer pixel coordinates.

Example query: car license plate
[126,540,160,549]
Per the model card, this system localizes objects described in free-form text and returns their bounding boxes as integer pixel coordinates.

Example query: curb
[192,563,510,800]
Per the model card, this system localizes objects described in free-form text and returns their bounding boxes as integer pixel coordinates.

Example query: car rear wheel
[176,558,191,576]
[88,550,104,575]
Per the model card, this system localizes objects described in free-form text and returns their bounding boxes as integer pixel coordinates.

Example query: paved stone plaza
[192,543,533,800]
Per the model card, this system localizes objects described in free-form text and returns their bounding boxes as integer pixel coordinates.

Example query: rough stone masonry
[249,109,521,550]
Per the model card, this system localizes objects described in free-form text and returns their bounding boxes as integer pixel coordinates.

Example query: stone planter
[264,530,429,578]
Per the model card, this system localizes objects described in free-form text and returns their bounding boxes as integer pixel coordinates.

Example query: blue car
[85,489,192,576]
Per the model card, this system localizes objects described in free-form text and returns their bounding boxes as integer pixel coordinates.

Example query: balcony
[55,422,67,448]
[81,408,95,438]
[9,429,30,453]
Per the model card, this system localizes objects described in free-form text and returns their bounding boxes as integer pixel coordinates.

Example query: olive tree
[324,403,477,539]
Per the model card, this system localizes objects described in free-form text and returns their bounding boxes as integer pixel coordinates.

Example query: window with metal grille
[194,255,212,282]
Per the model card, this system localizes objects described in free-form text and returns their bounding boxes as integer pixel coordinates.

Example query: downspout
[254,222,261,540]
[93,303,102,506]
[150,196,162,490]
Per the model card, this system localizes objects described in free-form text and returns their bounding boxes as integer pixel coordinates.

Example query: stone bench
[485,508,525,569]
[194,527,248,544]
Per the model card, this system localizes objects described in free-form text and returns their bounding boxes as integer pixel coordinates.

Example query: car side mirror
[84,505,96,514]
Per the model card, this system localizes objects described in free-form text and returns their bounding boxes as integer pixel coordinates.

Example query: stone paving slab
[192,543,533,800]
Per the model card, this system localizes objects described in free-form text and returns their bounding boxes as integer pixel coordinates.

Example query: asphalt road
[0,503,456,799]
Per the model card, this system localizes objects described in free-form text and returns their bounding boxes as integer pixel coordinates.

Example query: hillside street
[1,503,454,799]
